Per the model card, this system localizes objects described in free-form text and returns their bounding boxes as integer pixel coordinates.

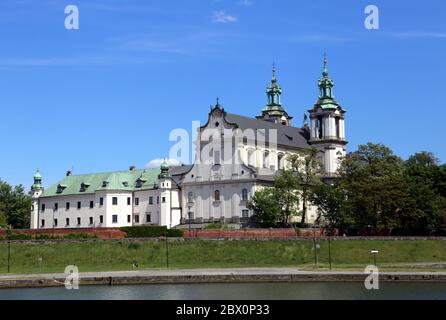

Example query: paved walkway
[1,267,446,281]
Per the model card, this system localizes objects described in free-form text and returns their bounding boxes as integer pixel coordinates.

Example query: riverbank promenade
[1,268,446,289]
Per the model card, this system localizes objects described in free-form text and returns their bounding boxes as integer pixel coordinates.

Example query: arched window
[335,117,340,139]
[214,190,220,201]
[248,149,255,167]
[317,116,323,139]
[242,189,248,201]
[278,153,284,170]
[187,192,194,203]
[263,151,270,168]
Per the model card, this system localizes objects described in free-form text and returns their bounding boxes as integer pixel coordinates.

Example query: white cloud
[238,0,253,6]
[289,34,353,43]
[145,158,182,169]
[390,31,446,39]
[0,55,169,67]
[212,10,237,23]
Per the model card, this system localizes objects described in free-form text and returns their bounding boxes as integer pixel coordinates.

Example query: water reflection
[0,282,445,300]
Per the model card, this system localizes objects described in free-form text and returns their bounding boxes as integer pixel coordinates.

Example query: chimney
[129,166,136,171]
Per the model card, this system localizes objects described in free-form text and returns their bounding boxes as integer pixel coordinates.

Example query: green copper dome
[34,169,42,179]
[31,169,43,191]
[160,161,169,171]
[309,55,346,113]
[158,160,171,179]
[256,64,292,124]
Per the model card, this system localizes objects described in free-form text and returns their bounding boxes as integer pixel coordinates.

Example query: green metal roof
[41,168,162,198]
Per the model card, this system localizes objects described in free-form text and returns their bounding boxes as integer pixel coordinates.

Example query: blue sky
[0,0,445,188]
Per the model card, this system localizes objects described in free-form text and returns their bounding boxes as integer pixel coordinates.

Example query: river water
[0,282,445,300]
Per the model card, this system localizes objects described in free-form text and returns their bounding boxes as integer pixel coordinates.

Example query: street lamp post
[6,225,11,273]
[328,228,332,270]
[187,203,193,238]
[313,225,320,268]
[188,212,192,236]
[371,249,379,266]
[165,232,169,269]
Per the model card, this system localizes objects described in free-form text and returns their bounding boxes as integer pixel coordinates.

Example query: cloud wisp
[289,34,354,43]
[212,10,237,23]
[145,158,182,169]
[238,0,254,6]
[389,31,446,40]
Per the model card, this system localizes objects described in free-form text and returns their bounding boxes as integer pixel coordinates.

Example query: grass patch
[0,239,445,274]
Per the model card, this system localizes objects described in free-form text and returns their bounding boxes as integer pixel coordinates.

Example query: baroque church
[30,58,347,230]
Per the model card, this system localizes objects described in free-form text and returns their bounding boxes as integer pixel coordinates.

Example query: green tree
[338,143,418,232]
[404,152,446,234]
[310,182,352,229]
[246,188,280,227]
[247,170,300,227]
[273,170,300,227]
[288,148,322,225]
[0,179,32,229]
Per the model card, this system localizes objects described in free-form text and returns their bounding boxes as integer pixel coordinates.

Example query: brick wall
[183,228,296,239]
[0,228,126,239]
[297,228,340,237]
[183,228,340,239]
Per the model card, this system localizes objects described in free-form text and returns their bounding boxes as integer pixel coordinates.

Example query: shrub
[8,233,32,240]
[205,223,224,229]
[121,226,183,238]
[204,223,238,230]
[63,233,97,239]
[128,242,141,250]
[34,235,62,240]
[167,229,183,237]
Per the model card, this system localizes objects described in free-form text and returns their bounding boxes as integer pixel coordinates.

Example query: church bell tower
[30,169,43,229]
[308,55,347,178]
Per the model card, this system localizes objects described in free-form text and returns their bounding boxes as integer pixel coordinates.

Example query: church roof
[41,166,188,198]
[224,112,310,150]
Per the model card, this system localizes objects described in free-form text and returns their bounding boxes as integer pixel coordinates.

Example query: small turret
[31,169,43,193]
[256,64,293,126]
[159,160,170,179]
[30,169,43,229]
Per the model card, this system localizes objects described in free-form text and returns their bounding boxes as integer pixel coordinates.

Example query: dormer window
[136,177,147,188]
[80,182,90,192]
[56,184,67,194]
[102,181,109,188]
[122,181,129,187]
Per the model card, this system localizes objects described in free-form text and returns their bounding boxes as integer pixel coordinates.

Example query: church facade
[30,59,347,229]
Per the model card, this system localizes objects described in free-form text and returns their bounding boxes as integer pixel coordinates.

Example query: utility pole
[165,232,169,269]
[7,225,11,273]
[313,227,317,267]
[328,229,332,270]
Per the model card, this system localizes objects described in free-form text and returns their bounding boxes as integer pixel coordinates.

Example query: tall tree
[246,188,280,227]
[404,152,446,234]
[272,170,300,226]
[247,170,300,227]
[0,179,32,229]
[310,182,352,229]
[288,148,322,225]
[338,143,418,232]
